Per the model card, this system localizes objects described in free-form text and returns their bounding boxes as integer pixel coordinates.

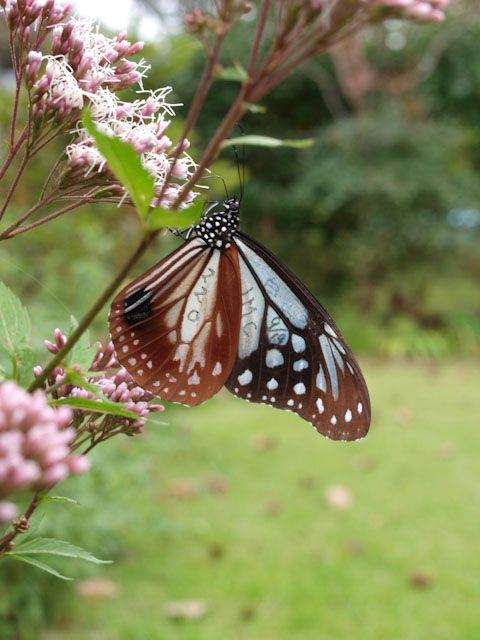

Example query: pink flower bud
[0,501,18,523]
[68,456,91,475]
[41,462,69,485]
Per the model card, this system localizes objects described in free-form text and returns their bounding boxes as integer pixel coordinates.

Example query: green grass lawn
[42,360,480,640]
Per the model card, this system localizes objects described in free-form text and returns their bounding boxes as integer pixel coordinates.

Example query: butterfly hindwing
[226,232,371,441]
[110,238,242,406]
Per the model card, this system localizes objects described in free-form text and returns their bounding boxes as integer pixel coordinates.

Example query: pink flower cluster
[4,0,70,35]
[64,88,198,209]
[38,329,164,433]
[3,0,200,211]
[0,381,89,524]
[30,18,146,121]
[367,0,449,22]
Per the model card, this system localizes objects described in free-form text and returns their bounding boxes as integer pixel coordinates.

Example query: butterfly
[109,197,371,441]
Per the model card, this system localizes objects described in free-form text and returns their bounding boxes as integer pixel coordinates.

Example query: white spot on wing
[316,398,325,413]
[266,378,278,390]
[238,369,253,386]
[212,361,222,376]
[188,372,200,385]
[293,359,308,372]
[345,409,352,422]
[293,382,306,395]
[325,323,337,338]
[357,402,363,414]
[266,349,284,368]
[292,334,306,353]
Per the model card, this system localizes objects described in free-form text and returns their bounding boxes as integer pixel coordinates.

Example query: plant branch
[156,30,227,207]
[0,199,90,239]
[0,491,41,554]
[0,146,30,222]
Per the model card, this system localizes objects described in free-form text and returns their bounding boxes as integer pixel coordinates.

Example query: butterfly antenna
[232,124,246,203]
[202,174,229,200]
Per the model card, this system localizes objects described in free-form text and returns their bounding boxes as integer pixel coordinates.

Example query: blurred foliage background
[0,1,479,639]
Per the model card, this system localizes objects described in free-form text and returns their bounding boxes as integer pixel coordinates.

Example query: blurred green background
[0,1,479,638]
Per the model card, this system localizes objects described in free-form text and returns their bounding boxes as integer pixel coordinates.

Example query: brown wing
[109,238,242,406]
[225,233,371,441]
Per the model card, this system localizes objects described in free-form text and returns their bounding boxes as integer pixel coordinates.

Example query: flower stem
[0,146,31,222]
[0,491,41,554]
[0,200,87,239]
[0,128,28,183]
[171,2,273,209]
[156,31,227,207]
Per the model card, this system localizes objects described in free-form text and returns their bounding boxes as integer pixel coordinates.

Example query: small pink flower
[0,381,89,501]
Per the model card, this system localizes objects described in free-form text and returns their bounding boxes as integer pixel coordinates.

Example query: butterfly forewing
[226,232,371,441]
[110,238,242,406]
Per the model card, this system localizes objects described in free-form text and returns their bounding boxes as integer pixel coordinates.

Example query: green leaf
[64,369,102,397]
[13,537,111,564]
[216,62,248,83]
[82,110,155,219]
[147,197,204,231]
[50,397,139,420]
[16,344,36,386]
[221,135,315,150]
[0,282,31,356]
[66,316,97,372]
[5,553,73,580]
[42,495,80,506]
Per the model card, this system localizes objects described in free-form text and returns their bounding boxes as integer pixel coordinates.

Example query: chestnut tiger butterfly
[109,198,371,441]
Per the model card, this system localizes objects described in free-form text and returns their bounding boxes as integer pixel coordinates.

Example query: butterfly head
[194,197,240,251]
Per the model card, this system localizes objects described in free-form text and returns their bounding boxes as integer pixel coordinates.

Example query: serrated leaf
[13,537,111,564]
[221,135,315,150]
[50,397,139,419]
[16,344,36,386]
[0,282,31,355]
[147,197,204,231]
[216,62,248,83]
[67,316,97,372]
[83,110,155,219]
[5,553,73,580]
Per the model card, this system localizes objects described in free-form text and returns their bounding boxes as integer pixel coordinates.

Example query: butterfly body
[110,198,371,441]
